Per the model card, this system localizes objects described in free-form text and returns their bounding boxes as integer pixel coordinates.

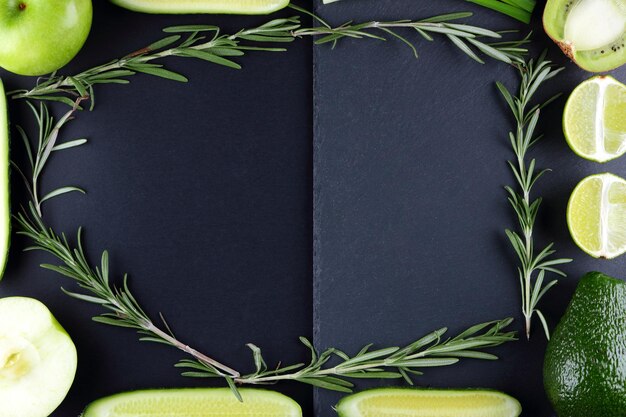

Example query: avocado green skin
[544,272,626,417]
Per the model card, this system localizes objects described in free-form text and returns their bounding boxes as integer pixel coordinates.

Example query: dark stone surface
[0,1,313,415]
[312,1,626,417]
[2,1,626,416]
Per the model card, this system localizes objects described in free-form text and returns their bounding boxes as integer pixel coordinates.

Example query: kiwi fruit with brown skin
[544,0,626,72]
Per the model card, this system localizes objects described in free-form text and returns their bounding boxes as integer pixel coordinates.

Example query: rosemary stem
[146,323,241,378]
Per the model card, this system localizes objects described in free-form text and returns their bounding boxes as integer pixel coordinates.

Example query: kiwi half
[544,0,626,72]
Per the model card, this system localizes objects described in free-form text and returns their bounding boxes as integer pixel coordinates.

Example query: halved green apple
[0,297,77,417]
[544,0,626,72]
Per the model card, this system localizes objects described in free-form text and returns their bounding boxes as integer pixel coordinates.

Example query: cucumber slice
[83,388,302,417]
[336,388,522,417]
[109,0,290,14]
[0,80,9,280]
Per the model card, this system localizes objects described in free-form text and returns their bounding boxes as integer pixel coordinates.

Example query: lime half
[567,173,626,259]
[336,388,522,417]
[83,388,302,417]
[563,76,626,163]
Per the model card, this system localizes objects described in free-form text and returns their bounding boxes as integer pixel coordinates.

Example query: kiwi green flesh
[544,0,626,72]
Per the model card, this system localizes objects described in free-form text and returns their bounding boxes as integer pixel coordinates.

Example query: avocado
[544,271,626,417]
[543,0,626,72]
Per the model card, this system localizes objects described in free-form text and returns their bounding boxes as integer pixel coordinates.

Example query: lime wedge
[109,0,289,14]
[336,388,522,417]
[83,388,302,417]
[563,76,626,163]
[567,173,626,259]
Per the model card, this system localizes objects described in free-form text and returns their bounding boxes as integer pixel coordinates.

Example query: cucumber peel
[0,80,10,280]
[109,0,289,14]
[336,388,522,417]
[82,388,302,417]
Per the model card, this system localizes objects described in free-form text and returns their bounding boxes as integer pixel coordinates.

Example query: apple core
[0,335,40,380]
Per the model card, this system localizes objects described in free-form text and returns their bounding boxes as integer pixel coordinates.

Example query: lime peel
[563,75,626,163]
[567,173,626,259]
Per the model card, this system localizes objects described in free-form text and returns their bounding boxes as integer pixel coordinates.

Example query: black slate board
[1,1,626,416]
[312,1,626,417]
[0,1,313,415]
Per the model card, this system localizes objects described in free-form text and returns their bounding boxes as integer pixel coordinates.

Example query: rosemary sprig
[13,101,517,399]
[9,18,300,109]
[290,5,529,65]
[324,0,536,23]
[10,8,529,107]
[497,55,572,340]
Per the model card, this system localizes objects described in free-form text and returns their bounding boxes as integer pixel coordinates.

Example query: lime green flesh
[544,0,626,72]
[564,76,626,162]
[567,173,626,258]
[0,81,9,279]
[83,388,302,417]
[109,0,289,14]
[336,389,522,417]
[0,297,77,417]
[545,272,626,417]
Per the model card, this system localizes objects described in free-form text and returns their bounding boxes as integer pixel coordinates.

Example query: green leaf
[178,49,242,70]
[147,35,182,51]
[130,66,188,82]
[246,343,268,374]
[40,187,85,204]
[446,34,484,64]
[392,358,459,367]
[297,377,353,393]
[52,138,87,152]
[339,347,400,367]
[163,25,220,33]
[420,12,473,23]
[68,77,88,97]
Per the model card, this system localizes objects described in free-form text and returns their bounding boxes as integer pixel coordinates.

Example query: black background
[313,2,626,417]
[1,0,314,415]
[0,1,626,417]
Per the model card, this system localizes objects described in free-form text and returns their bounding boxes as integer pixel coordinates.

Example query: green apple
[0,0,93,76]
[0,297,77,417]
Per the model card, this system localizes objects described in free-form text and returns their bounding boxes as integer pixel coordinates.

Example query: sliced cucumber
[0,80,9,280]
[83,388,302,417]
[336,388,522,417]
[109,0,289,14]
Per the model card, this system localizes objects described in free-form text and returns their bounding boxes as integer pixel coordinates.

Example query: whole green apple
[0,0,92,76]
